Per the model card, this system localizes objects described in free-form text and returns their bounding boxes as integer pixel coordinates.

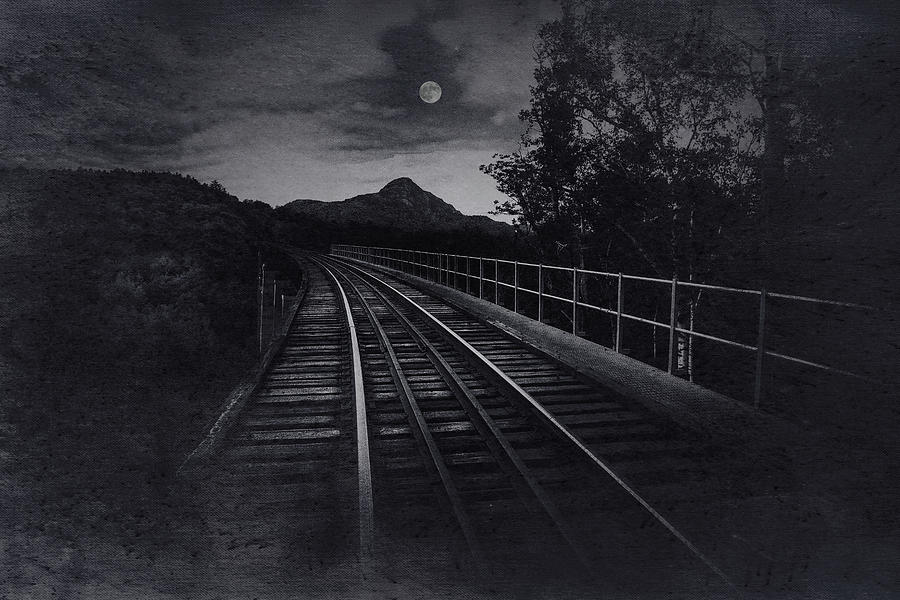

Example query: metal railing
[331,244,878,407]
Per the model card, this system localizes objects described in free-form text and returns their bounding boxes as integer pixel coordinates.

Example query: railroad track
[316,256,595,579]
[180,259,359,569]
[180,251,768,596]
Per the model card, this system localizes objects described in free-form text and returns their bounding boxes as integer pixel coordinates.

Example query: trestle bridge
[177,247,886,598]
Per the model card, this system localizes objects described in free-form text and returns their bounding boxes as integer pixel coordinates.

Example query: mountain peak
[285,177,510,235]
[379,177,424,195]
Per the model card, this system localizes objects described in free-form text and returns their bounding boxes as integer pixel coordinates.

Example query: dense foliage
[0,168,279,539]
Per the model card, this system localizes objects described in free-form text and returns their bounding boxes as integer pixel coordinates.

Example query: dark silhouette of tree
[208,179,227,194]
[482,0,758,282]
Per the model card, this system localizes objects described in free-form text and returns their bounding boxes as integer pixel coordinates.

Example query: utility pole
[258,262,266,357]
[272,280,277,339]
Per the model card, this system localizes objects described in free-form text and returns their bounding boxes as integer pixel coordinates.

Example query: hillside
[285,177,511,236]
[0,167,290,549]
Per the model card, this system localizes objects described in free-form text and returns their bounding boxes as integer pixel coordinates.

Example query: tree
[482,0,758,282]
[208,179,227,194]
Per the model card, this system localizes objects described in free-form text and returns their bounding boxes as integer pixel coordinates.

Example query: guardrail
[332,244,878,407]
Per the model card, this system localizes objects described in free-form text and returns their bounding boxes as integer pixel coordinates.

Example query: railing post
[494,260,499,304]
[668,276,678,374]
[616,273,623,352]
[479,257,483,299]
[538,264,543,323]
[572,268,578,335]
[466,257,471,295]
[453,255,458,288]
[514,261,519,313]
[754,288,768,409]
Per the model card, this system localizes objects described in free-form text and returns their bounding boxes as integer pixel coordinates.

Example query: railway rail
[181,251,783,596]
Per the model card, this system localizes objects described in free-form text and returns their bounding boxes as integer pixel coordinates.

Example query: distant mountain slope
[285,177,510,235]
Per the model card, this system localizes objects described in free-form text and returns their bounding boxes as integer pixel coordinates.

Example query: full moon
[419,81,442,104]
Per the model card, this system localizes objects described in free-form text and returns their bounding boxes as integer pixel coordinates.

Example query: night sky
[1,1,896,214]
[1,0,560,214]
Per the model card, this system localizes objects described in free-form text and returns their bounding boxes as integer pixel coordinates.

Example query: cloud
[1,1,401,163]
[312,1,557,155]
